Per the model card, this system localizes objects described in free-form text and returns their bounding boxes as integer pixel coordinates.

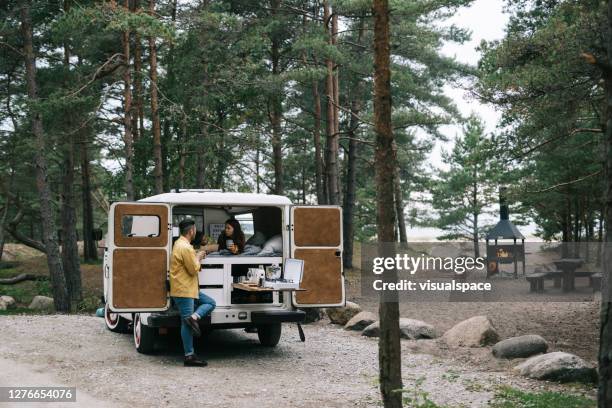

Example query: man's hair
[179,219,195,236]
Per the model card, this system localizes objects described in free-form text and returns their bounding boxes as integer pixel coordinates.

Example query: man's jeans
[172,292,216,356]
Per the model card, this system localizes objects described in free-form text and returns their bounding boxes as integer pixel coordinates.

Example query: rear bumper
[146,309,305,328]
[250,310,305,324]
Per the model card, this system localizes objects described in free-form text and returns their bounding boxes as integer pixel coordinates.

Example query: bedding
[245,231,267,247]
[207,244,281,257]
[261,234,282,254]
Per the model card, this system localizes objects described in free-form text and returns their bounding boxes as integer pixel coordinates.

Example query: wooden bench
[526,273,547,293]
[544,270,595,288]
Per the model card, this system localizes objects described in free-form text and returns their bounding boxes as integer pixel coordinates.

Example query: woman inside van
[203,218,245,255]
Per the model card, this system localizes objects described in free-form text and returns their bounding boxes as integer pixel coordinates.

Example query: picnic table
[553,258,584,292]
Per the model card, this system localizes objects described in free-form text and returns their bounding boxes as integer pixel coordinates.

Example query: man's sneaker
[184,355,207,367]
[183,316,201,337]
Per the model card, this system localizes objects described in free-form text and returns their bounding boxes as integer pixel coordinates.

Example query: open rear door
[290,206,345,307]
[108,202,170,312]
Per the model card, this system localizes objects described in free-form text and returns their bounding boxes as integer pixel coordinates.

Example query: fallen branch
[0,273,46,285]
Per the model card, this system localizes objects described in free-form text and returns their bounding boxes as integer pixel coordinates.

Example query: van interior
[172,205,285,306]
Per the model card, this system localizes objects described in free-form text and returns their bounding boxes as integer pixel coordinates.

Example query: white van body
[102,190,345,352]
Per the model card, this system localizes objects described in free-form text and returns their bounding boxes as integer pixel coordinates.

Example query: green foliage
[490,386,595,408]
[430,115,499,242]
[1,0,476,248]
[476,0,603,242]
[398,376,446,408]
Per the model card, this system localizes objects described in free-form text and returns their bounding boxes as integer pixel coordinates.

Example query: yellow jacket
[169,236,200,298]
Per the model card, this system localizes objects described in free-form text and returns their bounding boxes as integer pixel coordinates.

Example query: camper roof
[139,191,292,206]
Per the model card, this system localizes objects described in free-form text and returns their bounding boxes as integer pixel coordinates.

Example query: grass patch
[400,377,447,408]
[490,386,595,408]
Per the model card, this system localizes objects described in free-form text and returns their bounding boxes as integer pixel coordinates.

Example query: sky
[440,0,508,133]
[406,0,536,240]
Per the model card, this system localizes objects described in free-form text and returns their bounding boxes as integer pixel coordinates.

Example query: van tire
[104,302,130,333]
[133,313,156,354]
[257,323,281,347]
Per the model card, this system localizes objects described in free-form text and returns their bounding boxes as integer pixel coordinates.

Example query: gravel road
[0,315,594,407]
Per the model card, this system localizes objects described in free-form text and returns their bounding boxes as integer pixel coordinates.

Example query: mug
[226,239,234,248]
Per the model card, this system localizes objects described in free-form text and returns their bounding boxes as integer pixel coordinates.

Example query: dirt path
[0,357,122,408]
[0,315,595,407]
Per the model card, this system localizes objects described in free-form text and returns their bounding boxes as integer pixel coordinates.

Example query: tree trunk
[373,0,403,406]
[213,109,226,189]
[343,97,360,268]
[60,9,82,302]
[305,4,324,204]
[312,78,324,203]
[196,62,209,189]
[393,158,408,248]
[20,2,71,312]
[132,0,144,198]
[60,118,82,302]
[324,0,339,205]
[162,120,171,192]
[0,204,8,261]
[149,0,164,194]
[332,13,341,204]
[472,177,480,258]
[196,121,207,188]
[599,3,612,405]
[122,0,135,200]
[269,0,284,195]
[178,119,187,189]
[80,127,97,262]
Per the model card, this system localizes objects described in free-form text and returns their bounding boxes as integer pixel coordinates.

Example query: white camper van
[102,190,345,353]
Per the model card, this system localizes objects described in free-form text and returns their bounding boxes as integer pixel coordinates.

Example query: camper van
[102,190,345,353]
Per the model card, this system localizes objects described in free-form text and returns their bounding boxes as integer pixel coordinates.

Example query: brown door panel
[294,248,342,305]
[113,204,168,248]
[293,207,341,247]
[112,249,167,309]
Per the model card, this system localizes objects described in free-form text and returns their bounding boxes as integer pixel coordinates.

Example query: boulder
[0,299,7,311]
[326,301,362,325]
[28,295,54,311]
[361,318,437,340]
[492,335,548,359]
[0,295,16,309]
[399,318,437,340]
[442,316,499,347]
[514,352,597,383]
[361,321,380,337]
[345,311,377,331]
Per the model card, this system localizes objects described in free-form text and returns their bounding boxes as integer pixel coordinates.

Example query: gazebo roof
[486,219,525,240]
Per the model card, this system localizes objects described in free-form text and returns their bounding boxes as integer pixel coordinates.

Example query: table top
[554,258,584,267]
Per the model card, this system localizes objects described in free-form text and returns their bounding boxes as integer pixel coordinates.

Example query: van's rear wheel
[257,323,281,347]
[133,313,156,354]
[104,302,130,333]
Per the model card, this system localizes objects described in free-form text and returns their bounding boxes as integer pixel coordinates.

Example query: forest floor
[0,244,600,407]
[344,266,600,366]
[0,315,597,408]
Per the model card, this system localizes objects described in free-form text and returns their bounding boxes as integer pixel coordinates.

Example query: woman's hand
[229,244,239,254]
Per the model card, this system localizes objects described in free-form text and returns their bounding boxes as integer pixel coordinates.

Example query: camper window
[121,215,160,238]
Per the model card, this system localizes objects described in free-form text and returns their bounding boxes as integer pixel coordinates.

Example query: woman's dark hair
[218,217,245,252]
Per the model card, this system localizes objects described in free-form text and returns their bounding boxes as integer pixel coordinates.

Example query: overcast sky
[409,0,526,240]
